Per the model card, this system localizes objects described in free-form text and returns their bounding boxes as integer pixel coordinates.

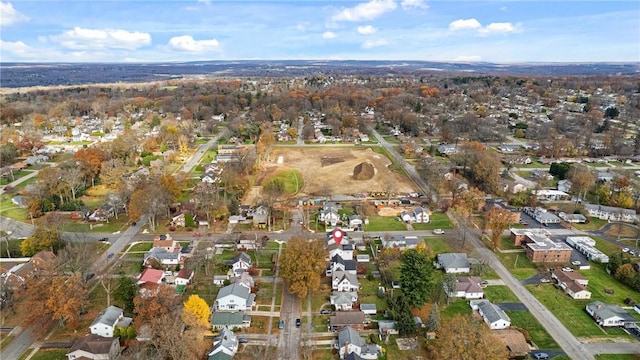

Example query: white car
[561,267,573,272]
[432,229,445,235]
[622,248,630,253]
[571,261,581,266]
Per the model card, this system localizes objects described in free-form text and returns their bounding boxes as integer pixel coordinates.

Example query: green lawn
[526,284,635,339]
[412,212,453,230]
[262,169,303,194]
[365,216,407,231]
[585,162,611,168]
[18,349,68,360]
[358,277,388,311]
[495,251,540,279]
[61,217,130,233]
[440,298,472,319]
[0,195,28,220]
[500,236,524,250]
[596,355,640,360]
[573,218,608,231]
[0,170,33,185]
[127,242,153,252]
[483,285,520,302]
[423,237,454,254]
[505,310,560,349]
[580,264,640,305]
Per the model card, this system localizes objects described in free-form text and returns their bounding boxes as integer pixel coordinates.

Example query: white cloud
[0,2,29,27]
[357,25,377,35]
[197,0,211,5]
[449,18,482,31]
[361,38,388,48]
[0,39,32,55]
[51,27,151,50]
[331,0,397,22]
[322,31,337,39]
[168,35,220,52]
[454,55,482,61]
[479,22,518,35]
[296,22,309,31]
[401,0,429,11]
[500,6,507,11]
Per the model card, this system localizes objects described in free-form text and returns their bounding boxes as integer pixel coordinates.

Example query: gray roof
[144,247,180,262]
[210,312,251,327]
[360,303,377,312]
[216,283,251,302]
[68,334,117,355]
[438,253,470,269]
[90,305,124,328]
[209,327,237,358]
[585,204,636,216]
[333,271,360,288]
[331,291,357,305]
[587,301,637,322]
[378,320,396,331]
[477,300,510,324]
[331,254,357,271]
[232,252,252,265]
[337,326,365,348]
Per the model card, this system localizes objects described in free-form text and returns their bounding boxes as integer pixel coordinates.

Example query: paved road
[369,126,604,359]
[179,128,229,174]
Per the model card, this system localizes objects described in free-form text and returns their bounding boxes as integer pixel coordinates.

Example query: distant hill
[1,60,638,88]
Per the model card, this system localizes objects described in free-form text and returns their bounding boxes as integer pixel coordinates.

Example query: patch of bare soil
[266,147,416,197]
[396,337,419,350]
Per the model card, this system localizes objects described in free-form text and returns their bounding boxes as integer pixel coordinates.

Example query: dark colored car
[320,309,331,315]
[238,337,249,344]
[295,318,301,328]
[533,352,549,360]
[107,253,114,259]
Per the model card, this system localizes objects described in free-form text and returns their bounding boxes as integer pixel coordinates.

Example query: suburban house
[328,243,354,261]
[252,205,269,229]
[226,252,252,277]
[348,215,363,230]
[332,271,360,292]
[0,250,56,290]
[447,276,484,299]
[152,234,181,252]
[210,312,252,330]
[88,205,115,222]
[551,270,591,299]
[66,334,120,360]
[236,234,259,251]
[334,326,382,360]
[175,268,194,286]
[89,306,132,338]
[327,254,357,276]
[213,283,255,312]
[232,272,255,289]
[436,253,471,273]
[213,275,230,287]
[558,212,587,223]
[330,311,367,331]
[586,301,638,327]
[381,235,423,250]
[137,268,165,286]
[470,300,511,330]
[437,143,459,156]
[207,327,238,360]
[331,291,358,311]
[413,207,430,223]
[557,179,572,193]
[584,204,638,223]
[500,179,528,194]
[143,247,182,268]
[378,320,399,341]
[320,202,342,227]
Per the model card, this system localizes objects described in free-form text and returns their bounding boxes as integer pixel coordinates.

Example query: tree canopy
[399,248,435,308]
[183,294,211,329]
[278,237,326,298]
[427,315,508,360]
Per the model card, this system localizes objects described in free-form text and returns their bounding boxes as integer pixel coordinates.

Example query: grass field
[262,169,303,194]
[506,310,560,349]
[18,349,68,360]
[365,216,407,231]
[411,212,452,230]
[483,285,520,302]
[573,218,608,231]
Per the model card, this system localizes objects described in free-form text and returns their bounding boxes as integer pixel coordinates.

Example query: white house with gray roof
[334,326,382,360]
[332,271,360,292]
[214,283,255,312]
[586,301,638,327]
[90,306,132,338]
[207,327,238,360]
[436,253,470,273]
[331,291,358,311]
[470,300,511,330]
[584,204,638,223]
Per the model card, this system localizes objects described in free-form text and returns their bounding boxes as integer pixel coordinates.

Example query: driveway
[496,303,528,311]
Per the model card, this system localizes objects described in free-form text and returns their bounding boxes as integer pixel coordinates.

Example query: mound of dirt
[353,161,375,180]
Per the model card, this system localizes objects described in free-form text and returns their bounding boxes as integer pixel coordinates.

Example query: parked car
[533,352,549,360]
[519,220,529,226]
[99,237,109,242]
[432,229,445,235]
[622,247,630,253]
[571,261,581,266]
[278,320,284,329]
[107,253,114,259]
[238,337,249,344]
[320,309,331,315]
[296,318,301,328]
[630,250,636,256]
[561,267,573,272]
[540,278,551,283]
[480,280,489,286]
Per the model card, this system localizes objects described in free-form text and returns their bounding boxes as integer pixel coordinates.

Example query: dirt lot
[265,147,417,197]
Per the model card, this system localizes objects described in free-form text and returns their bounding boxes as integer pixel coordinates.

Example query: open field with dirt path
[264,147,417,197]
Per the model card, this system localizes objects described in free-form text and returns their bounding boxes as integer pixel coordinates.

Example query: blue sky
[1,0,638,63]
